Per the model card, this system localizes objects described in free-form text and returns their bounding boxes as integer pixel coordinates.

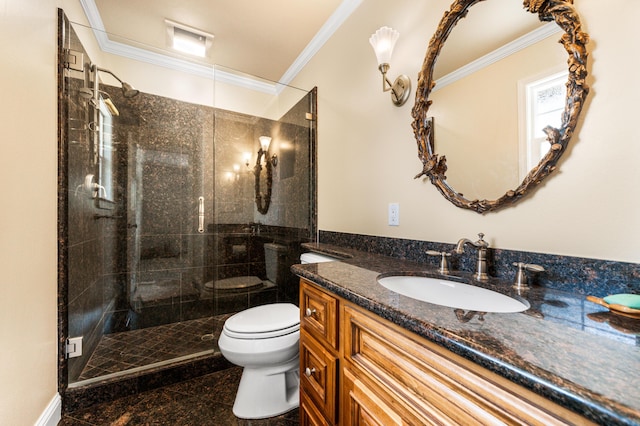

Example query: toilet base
[232,355,300,419]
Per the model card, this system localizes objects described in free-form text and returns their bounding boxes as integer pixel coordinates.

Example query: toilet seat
[223,303,300,340]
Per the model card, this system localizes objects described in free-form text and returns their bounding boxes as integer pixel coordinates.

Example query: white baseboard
[35,393,61,426]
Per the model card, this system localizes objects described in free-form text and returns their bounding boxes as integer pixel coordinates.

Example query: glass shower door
[62,17,217,385]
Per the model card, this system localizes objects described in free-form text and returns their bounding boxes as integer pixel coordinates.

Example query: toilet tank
[264,243,288,283]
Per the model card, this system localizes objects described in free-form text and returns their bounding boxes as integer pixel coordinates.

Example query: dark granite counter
[292,243,640,426]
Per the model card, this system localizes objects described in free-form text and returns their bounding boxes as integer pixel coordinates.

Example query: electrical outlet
[388,203,399,226]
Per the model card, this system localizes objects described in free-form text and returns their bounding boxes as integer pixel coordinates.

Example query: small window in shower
[97,97,114,206]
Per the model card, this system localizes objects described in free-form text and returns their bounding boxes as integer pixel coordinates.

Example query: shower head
[93,65,140,98]
[120,82,140,98]
[78,87,93,100]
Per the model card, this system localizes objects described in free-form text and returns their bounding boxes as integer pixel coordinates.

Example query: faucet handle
[476,233,489,248]
[512,262,545,273]
[512,262,544,289]
[426,250,451,275]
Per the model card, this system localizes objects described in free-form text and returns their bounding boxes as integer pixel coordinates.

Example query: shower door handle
[198,196,205,233]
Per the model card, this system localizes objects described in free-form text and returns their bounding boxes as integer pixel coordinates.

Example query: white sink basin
[377,275,529,313]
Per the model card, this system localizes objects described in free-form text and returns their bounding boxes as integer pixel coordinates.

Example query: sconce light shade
[369,26,399,66]
[259,136,272,152]
[369,26,411,107]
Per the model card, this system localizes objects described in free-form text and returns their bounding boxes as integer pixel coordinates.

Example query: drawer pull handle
[305,308,316,317]
[304,367,316,377]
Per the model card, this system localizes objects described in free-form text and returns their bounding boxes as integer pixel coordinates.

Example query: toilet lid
[300,252,338,263]
[223,303,300,338]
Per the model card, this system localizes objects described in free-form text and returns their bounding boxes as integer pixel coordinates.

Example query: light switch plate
[388,203,399,226]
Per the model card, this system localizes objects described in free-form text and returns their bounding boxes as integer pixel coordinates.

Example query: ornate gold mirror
[412,0,589,213]
[254,146,274,215]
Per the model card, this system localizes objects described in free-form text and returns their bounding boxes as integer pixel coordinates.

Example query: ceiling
[83,0,556,90]
[433,0,547,79]
[90,0,348,83]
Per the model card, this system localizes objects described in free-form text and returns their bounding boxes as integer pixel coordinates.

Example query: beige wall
[291,0,640,263]
[0,0,59,423]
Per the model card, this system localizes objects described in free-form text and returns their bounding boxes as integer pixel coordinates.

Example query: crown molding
[433,22,562,92]
[279,0,363,86]
[79,0,361,94]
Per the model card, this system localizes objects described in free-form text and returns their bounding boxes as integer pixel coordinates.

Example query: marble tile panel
[62,367,299,425]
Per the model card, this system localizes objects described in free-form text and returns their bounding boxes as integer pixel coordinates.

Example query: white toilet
[218,249,337,419]
[218,303,300,419]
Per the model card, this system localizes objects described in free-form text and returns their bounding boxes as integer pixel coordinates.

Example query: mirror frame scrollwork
[411,0,590,213]
[254,149,273,214]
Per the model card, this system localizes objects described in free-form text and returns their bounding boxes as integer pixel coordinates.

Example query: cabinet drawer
[300,333,338,424]
[342,303,592,426]
[301,391,332,426]
[300,280,338,350]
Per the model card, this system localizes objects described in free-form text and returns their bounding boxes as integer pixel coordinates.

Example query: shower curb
[62,352,233,413]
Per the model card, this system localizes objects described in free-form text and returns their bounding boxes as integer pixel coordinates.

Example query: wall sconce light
[244,152,252,168]
[369,26,411,107]
[258,136,278,167]
[259,136,271,152]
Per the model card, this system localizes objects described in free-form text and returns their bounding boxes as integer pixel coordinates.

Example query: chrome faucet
[455,233,489,281]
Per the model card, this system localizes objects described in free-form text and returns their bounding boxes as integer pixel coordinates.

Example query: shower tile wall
[211,94,315,307]
[258,90,314,230]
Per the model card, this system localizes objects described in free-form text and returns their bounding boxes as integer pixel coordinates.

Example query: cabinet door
[342,366,411,426]
[300,333,338,423]
[300,280,339,350]
[301,391,332,426]
[343,303,593,426]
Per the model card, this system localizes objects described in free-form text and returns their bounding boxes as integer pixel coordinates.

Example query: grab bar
[198,196,205,233]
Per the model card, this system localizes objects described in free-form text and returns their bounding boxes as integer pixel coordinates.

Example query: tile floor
[59,366,300,425]
[78,315,229,381]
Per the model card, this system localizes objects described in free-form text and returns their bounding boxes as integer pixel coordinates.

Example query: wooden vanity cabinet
[299,279,594,426]
[300,279,340,424]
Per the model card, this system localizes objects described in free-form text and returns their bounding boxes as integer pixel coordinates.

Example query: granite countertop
[291,243,640,426]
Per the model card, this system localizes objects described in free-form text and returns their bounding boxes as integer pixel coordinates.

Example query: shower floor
[77,314,231,381]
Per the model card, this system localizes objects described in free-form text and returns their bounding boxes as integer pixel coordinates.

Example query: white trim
[35,393,62,426]
[434,23,561,92]
[278,0,363,87]
[78,0,361,93]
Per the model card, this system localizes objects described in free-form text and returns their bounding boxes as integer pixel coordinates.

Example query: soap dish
[587,294,640,319]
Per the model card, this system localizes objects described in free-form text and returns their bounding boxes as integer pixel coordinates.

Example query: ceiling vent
[165,19,213,58]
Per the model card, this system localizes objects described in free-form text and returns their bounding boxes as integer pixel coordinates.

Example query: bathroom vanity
[293,245,640,426]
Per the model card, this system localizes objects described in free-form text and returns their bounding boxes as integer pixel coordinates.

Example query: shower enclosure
[58,11,316,393]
